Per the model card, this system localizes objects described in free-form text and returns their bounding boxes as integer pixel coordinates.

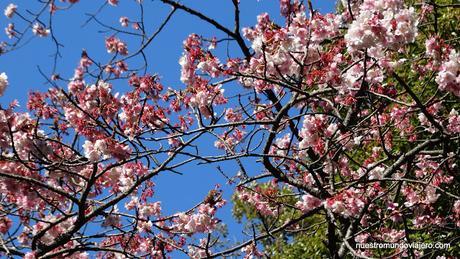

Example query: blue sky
[0,0,335,256]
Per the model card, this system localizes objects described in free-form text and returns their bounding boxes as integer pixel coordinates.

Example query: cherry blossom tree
[0,0,459,258]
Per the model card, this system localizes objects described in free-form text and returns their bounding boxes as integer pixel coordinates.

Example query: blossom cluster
[173,203,223,234]
[0,72,8,96]
[344,0,418,58]
[435,49,460,96]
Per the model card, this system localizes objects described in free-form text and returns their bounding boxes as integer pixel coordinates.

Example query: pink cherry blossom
[174,203,220,234]
[108,0,119,6]
[0,72,8,96]
[435,49,460,96]
[24,252,37,259]
[344,0,418,57]
[0,216,12,234]
[447,109,460,133]
[119,16,129,27]
[32,23,50,37]
[4,3,17,18]
[5,23,15,39]
[241,242,264,259]
[296,194,322,213]
[105,36,128,55]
